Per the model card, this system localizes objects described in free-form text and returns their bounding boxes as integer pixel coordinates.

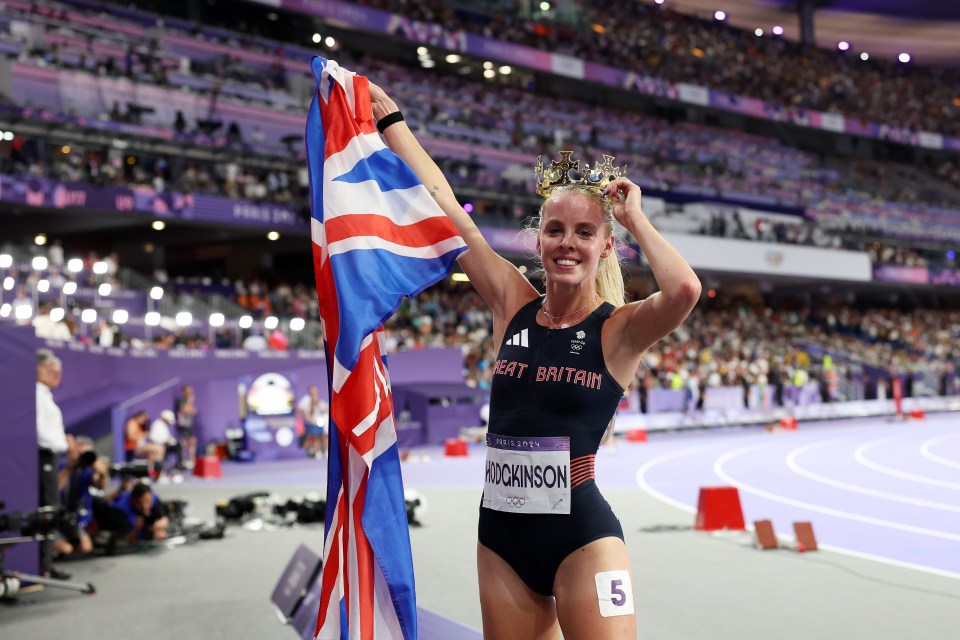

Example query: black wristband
[376,110,404,134]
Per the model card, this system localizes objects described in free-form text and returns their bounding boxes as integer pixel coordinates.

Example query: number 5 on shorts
[594,570,635,617]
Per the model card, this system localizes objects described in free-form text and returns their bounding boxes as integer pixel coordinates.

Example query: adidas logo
[505,329,529,348]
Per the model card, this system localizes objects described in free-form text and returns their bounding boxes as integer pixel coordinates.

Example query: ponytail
[596,251,625,307]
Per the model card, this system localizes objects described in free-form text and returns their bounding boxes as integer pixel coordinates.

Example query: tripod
[1,536,96,598]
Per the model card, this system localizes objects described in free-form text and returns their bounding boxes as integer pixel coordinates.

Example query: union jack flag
[305,56,467,640]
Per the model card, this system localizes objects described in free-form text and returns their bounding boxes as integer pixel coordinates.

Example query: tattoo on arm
[430,185,439,199]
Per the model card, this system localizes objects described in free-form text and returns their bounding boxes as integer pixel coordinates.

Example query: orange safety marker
[694,486,746,531]
[753,520,778,550]
[793,521,818,552]
[626,429,648,442]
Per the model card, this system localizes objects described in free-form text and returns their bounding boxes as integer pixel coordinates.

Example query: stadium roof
[667,0,960,66]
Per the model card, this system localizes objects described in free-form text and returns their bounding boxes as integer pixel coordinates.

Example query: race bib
[482,434,571,515]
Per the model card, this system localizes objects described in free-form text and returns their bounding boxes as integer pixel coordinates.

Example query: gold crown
[534,151,627,198]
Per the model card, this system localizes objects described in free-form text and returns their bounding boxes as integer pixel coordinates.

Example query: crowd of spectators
[359,0,960,136]
[5,0,960,233]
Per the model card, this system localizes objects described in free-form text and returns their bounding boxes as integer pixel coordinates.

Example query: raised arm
[367,82,537,323]
[603,178,701,376]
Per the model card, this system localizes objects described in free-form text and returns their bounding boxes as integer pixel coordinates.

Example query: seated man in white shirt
[149,410,183,482]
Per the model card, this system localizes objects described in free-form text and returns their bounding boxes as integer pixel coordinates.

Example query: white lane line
[633,439,960,581]
[714,442,960,542]
[855,435,960,490]
[634,445,712,514]
[920,433,960,470]
[815,543,960,581]
[785,441,960,511]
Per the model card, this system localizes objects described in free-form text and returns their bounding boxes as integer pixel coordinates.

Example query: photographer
[112,482,169,542]
[36,349,71,580]
[52,438,101,558]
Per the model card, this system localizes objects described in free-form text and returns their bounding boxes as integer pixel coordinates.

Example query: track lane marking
[920,433,960,470]
[785,441,960,511]
[713,442,960,542]
[854,435,960,490]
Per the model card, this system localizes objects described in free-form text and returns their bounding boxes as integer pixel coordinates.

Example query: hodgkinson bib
[482,434,571,515]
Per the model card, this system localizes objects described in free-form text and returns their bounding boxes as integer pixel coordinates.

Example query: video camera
[0,502,73,539]
[108,461,151,480]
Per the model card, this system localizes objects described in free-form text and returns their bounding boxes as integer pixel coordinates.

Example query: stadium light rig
[81,309,97,323]
[49,308,65,322]
[239,315,253,329]
[32,256,48,271]
[152,220,166,231]
[772,25,784,35]
[112,309,129,325]
[3,277,13,290]
[150,286,164,300]
[838,41,850,51]
[898,53,911,63]
[714,10,726,21]
[175,311,193,327]
[62,281,77,295]
[15,304,32,321]
[67,258,83,273]
[98,283,112,297]
[145,311,161,326]
[92,261,108,275]
[209,312,225,328]
[0,254,11,269]
[37,279,50,293]
[264,316,279,330]
[860,52,869,61]
[290,318,305,331]
[34,234,47,246]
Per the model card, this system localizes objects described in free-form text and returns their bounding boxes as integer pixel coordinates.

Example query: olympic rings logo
[503,496,526,508]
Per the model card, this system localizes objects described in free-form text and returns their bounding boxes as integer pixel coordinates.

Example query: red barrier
[694,486,746,531]
[444,439,468,457]
[893,378,903,419]
[193,455,223,479]
[779,417,798,431]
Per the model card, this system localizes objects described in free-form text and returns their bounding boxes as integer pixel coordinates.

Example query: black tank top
[488,297,625,466]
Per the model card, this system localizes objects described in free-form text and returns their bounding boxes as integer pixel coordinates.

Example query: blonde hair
[528,185,626,307]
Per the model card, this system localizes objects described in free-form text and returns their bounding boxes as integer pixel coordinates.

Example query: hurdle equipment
[793,522,818,552]
[753,520,779,550]
[694,486,746,531]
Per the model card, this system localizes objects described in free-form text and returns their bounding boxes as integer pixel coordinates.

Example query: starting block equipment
[753,520,779,550]
[793,522,818,552]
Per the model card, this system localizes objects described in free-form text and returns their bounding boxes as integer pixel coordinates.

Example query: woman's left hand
[603,177,645,228]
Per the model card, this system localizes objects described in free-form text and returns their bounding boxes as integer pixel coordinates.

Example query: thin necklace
[541,295,598,329]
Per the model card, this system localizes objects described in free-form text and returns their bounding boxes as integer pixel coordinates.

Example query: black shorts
[178,426,194,440]
[478,482,624,596]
